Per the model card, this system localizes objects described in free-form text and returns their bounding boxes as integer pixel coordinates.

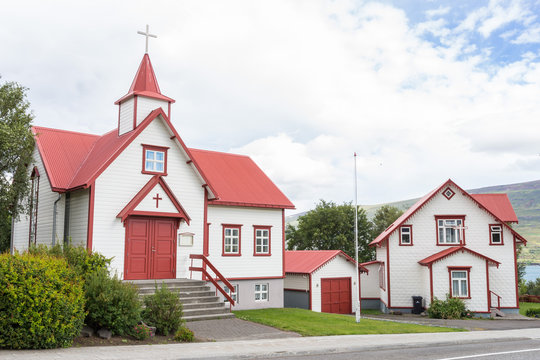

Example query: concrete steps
[128,278,234,322]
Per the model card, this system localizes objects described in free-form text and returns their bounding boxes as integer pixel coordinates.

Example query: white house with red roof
[11,52,294,311]
[360,179,527,316]
[284,250,367,314]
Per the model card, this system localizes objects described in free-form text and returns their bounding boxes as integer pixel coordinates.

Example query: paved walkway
[186,318,301,341]
[364,313,540,331]
[2,327,540,360]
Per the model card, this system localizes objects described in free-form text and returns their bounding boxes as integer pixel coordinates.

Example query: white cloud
[1,0,540,213]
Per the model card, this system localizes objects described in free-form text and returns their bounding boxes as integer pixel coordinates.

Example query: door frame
[123,216,180,280]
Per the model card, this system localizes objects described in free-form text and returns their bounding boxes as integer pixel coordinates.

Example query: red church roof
[114,54,174,104]
[32,110,293,209]
[189,149,294,209]
[285,250,368,274]
[369,179,526,246]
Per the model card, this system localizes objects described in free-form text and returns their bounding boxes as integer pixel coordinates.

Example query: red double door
[321,277,352,314]
[124,217,178,280]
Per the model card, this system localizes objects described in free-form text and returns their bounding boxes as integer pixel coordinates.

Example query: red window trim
[489,224,504,245]
[253,225,272,256]
[448,266,471,299]
[379,262,386,290]
[142,144,169,176]
[222,224,242,256]
[435,215,466,246]
[399,225,413,246]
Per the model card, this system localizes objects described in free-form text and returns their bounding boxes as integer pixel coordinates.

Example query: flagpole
[354,152,361,323]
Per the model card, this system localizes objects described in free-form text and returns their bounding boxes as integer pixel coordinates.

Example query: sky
[1,0,540,214]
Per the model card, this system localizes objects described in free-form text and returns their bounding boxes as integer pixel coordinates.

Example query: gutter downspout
[52,193,61,245]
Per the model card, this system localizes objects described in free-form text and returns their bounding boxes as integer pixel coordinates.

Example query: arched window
[28,167,40,246]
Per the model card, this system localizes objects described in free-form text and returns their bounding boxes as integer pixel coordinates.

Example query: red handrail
[189,254,235,306]
[489,290,501,309]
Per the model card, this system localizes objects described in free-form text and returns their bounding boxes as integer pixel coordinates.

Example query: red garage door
[321,277,352,314]
[124,217,178,280]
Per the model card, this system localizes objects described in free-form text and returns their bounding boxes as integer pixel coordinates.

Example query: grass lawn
[520,302,540,316]
[233,308,465,336]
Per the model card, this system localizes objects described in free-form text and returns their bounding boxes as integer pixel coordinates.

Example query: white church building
[11,46,294,310]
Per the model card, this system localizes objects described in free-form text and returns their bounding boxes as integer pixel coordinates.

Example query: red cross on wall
[153,193,162,208]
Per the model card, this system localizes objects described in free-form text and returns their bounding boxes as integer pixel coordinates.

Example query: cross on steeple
[137,24,157,54]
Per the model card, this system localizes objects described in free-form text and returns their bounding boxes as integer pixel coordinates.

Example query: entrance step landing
[128,278,234,322]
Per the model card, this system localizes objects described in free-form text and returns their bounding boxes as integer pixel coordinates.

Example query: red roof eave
[418,246,501,267]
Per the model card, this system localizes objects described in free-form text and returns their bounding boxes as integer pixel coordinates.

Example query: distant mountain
[286,179,540,262]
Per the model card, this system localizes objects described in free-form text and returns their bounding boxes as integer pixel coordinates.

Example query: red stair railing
[489,290,501,309]
[189,254,235,306]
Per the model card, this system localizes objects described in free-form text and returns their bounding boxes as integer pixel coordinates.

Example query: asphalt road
[229,339,540,360]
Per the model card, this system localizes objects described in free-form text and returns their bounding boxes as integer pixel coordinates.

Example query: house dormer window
[489,224,503,245]
[436,216,466,245]
[142,144,168,175]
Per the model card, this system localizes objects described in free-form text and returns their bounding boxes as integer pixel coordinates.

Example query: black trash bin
[412,296,423,314]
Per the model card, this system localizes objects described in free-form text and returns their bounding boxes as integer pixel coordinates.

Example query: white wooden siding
[134,183,177,213]
[118,98,135,135]
[360,263,380,298]
[67,188,89,247]
[384,183,518,312]
[12,147,65,251]
[136,97,168,127]
[284,273,309,291]
[93,116,205,278]
[376,245,388,306]
[310,256,358,313]
[206,206,283,279]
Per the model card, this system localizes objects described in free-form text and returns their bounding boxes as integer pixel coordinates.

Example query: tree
[286,200,374,262]
[370,205,404,241]
[0,79,35,252]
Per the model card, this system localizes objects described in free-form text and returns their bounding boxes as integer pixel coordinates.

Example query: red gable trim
[117,175,191,223]
[359,260,382,266]
[418,246,500,267]
[369,179,527,247]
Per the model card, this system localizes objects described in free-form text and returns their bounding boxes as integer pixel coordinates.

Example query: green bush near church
[0,253,85,349]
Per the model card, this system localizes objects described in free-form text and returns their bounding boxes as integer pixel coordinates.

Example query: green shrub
[142,283,184,335]
[84,270,141,336]
[28,243,111,280]
[427,295,468,319]
[525,308,540,317]
[0,253,85,349]
[132,324,152,340]
[174,327,194,342]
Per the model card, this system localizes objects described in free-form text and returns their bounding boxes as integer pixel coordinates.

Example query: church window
[28,167,40,246]
[222,224,241,256]
[142,145,168,175]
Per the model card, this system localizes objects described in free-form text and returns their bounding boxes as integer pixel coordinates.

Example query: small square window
[255,283,269,301]
[224,284,238,303]
[142,145,168,175]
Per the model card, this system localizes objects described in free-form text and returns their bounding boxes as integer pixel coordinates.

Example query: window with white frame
[144,148,166,173]
[490,225,503,245]
[254,226,270,255]
[255,283,269,301]
[223,226,241,255]
[437,218,464,244]
[400,225,412,245]
[224,284,238,303]
[378,263,386,290]
[450,270,469,298]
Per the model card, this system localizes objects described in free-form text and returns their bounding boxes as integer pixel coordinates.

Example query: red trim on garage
[86,183,95,251]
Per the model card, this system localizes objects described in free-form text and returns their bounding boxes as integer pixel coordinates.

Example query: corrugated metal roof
[418,246,500,266]
[189,149,295,209]
[370,179,526,246]
[285,250,368,274]
[470,194,518,223]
